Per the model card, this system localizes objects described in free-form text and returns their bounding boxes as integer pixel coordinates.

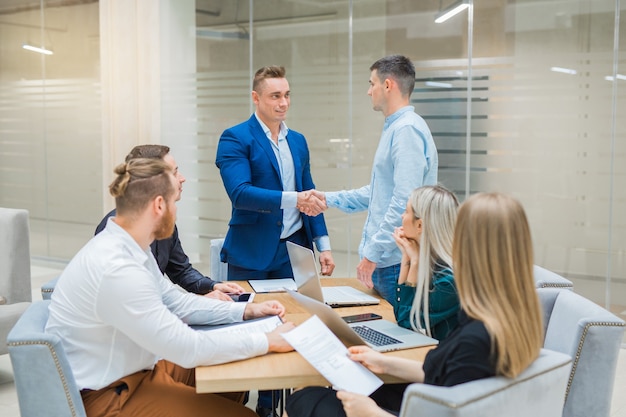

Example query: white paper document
[281,315,383,396]
[199,315,282,335]
[248,278,297,293]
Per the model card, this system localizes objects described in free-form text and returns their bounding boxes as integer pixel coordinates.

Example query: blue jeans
[371,263,401,307]
[257,389,280,410]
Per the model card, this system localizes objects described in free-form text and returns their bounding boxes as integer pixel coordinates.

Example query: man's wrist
[314,235,331,252]
[282,191,297,209]
[209,280,221,292]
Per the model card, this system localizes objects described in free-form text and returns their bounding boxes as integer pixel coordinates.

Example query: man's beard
[154,204,175,240]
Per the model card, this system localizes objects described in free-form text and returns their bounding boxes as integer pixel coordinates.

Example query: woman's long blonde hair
[453,192,543,378]
[409,185,459,336]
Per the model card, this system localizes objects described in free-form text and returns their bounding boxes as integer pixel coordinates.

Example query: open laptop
[287,289,438,352]
[286,241,380,307]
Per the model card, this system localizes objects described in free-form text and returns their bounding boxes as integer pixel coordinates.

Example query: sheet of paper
[197,315,282,335]
[281,315,383,396]
[248,278,297,293]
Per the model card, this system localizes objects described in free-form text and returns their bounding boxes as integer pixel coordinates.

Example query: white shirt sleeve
[95,262,269,369]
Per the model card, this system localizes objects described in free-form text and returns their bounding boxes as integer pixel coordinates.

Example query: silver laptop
[286,241,380,307]
[287,289,438,352]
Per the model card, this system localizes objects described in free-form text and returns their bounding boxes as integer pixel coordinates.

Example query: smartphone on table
[228,293,255,303]
[341,313,382,323]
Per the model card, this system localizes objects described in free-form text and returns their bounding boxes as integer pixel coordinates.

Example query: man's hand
[308,189,326,204]
[213,282,245,294]
[204,290,234,302]
[266,322,296,353]
[356,257,376,289]
[243,300,286,320]
[319,250,335,276]
[297,190,327,216]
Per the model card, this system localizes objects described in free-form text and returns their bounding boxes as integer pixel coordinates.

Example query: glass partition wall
[0,0,101,262]
[188,0,625,326]
[0,0,623,336]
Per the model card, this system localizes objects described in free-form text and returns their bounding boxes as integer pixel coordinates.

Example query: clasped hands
[297,189,327,216]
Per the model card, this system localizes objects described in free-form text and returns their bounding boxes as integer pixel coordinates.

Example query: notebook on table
[286,289,438,352]
[286,241,380,307]
[247,278,297,293]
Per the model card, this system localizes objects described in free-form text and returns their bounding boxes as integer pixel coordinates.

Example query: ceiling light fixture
[22,44,53,55]
[435,0,470,24]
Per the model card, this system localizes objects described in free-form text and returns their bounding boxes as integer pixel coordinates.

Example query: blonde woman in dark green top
[392,185,460,340]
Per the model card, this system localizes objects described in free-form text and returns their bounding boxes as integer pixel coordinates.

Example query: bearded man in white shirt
[46,157,294,417]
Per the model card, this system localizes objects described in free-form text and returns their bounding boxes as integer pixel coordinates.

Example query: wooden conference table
[195,278,434,394]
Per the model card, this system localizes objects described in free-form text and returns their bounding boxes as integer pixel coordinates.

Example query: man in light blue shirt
[317,55,438,304]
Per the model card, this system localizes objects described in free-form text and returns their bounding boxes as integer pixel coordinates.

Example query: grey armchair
[7,300,87,417]
[41,275,59,300]
[534,265,573,289]
[210,237,228,281]
[538,287,625,417]
[399,349,572,417]
[0,207,32,355]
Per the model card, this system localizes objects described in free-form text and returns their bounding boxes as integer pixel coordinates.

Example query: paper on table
[198,315,282,335]
[248,278,297,293]
[281,315,383,396]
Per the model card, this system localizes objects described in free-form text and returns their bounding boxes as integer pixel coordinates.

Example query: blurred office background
[0,0,624,343]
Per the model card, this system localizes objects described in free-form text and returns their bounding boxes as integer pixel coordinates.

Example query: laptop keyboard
[352,325,402,346]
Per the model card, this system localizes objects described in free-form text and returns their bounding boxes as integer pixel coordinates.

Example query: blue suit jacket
[215,115,328,271]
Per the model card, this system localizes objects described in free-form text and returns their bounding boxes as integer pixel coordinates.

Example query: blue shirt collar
[384,106,415,129]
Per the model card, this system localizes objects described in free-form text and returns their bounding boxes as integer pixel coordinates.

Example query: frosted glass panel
[0,2,101,260]
[186,1,625,325]
[0,0,622,334]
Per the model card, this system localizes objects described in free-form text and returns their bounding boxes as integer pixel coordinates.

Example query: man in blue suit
[216,66,335,417]
[216,66,334,281]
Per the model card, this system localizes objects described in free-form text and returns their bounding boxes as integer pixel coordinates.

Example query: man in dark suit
[216,66,335,417]
[97,145,245,301]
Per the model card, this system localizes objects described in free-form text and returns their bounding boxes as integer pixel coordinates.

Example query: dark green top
[393,264,460,340]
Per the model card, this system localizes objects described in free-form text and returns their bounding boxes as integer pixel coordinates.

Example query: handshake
[296,189,327,217]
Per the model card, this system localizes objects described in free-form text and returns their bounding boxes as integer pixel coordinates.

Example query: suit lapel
[248,115,281,177]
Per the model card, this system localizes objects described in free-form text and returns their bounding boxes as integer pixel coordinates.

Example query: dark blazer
[215,115,328,271]
[95,210,217,294]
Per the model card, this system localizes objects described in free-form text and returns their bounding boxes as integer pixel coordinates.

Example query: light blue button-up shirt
[255,114,330,252]
[326,106,437,267]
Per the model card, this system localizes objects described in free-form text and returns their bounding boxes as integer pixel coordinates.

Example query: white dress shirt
[45,218,268,390]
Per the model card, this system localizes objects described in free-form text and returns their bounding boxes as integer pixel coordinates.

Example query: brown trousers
[80,360,256,417]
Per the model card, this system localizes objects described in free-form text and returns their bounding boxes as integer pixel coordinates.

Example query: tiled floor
[1,262,625,416]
